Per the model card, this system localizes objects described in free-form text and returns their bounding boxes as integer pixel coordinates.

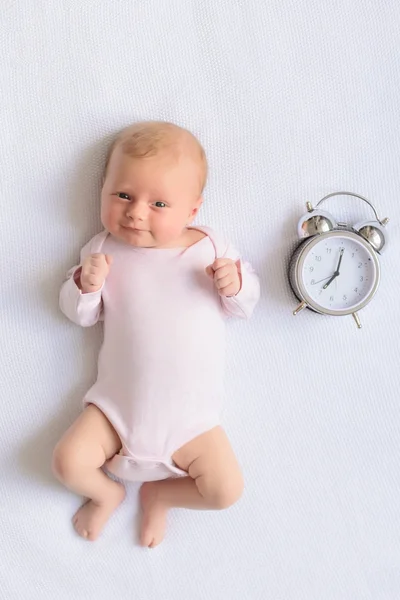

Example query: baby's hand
[206,258,241,297]
[80,253,112,294]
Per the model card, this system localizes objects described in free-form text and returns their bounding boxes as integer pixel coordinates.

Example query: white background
[1,2,400,599]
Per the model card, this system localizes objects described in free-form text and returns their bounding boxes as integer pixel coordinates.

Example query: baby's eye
[117,192,131,201]
[154,201,166,208]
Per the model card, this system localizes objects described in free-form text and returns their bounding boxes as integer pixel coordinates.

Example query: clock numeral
[326,248,332,254]
[309,266,314,272]
[358,262,362,268]
[315,256,322,262]
[311,279,315,285]
[330,296,334,302]
[354,287,358,293]
[360,276,363,282]
[352,253,355,258]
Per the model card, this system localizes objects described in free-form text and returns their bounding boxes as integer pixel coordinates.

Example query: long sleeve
[219,243,260,319]
[59,237,104,327]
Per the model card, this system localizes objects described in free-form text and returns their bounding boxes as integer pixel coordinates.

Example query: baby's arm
[208,242,260,319]
[59,239,111,327]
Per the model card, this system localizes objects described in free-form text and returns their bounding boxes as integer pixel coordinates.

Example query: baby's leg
[140,426,243,548]
[52,404,125,541]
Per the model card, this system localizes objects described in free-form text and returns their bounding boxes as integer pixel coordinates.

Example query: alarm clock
[289,192,389,328]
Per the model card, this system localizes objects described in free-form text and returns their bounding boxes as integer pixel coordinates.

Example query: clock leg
[293,301,307,315]
[352,312,362,329]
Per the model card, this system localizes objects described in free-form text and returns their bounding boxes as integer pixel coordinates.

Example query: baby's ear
[188,196,203,221]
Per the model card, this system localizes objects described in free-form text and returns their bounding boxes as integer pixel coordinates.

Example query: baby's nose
[126,201,148,221]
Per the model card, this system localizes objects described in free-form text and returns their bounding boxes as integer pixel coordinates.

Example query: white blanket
[1,2,400,599]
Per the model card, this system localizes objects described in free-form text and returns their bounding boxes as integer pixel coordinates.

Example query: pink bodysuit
[60,227,260,482]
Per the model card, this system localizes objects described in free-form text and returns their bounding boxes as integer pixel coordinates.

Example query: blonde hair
[104,121,208,193]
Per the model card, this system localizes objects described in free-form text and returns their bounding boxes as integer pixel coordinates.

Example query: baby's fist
[80,253,112,294]
[206,258,241,297]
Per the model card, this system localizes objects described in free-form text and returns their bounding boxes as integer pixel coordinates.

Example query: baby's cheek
[101,203,117,230]
[153,216,184,241]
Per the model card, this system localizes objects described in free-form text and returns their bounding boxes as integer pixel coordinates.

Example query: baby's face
[101,146,203,248]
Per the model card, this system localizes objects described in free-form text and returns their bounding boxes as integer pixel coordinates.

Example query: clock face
[298,232,379,314]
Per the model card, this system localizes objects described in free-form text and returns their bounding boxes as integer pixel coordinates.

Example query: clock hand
[323,248,345,289]
[322,272,338,289]
[311,275,334,285]
[336,247,344,272]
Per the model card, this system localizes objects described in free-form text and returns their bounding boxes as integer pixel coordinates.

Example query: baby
[53,121,260,547]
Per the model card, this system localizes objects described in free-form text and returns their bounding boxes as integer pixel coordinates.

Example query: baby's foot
[140,482,168,548]
[73,483,125,541]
